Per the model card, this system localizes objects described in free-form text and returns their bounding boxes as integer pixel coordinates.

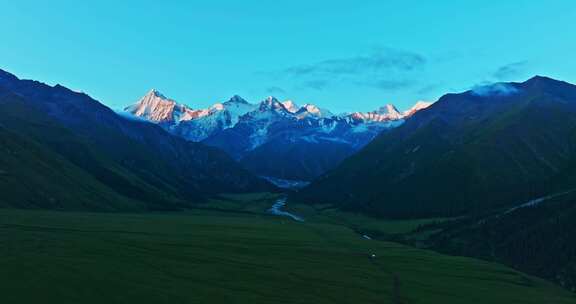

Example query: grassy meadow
[1,195,575,304]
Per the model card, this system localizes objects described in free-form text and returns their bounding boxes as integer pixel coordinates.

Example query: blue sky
[1,0,575,113]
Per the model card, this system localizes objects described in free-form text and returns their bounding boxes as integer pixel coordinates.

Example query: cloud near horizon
[269,47,426,91]
[471,82,519,97]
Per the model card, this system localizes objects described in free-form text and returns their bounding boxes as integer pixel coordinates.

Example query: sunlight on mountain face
[123,90,433,181]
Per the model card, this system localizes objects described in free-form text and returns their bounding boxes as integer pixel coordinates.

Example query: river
[267,197,304,222]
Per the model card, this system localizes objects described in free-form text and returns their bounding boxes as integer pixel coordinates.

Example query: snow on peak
[126,89,215,124]
[347,102,430,123]
[294,104,334,119]
[377,104,403,119]
[125,89,182,123]
[349,104,402,123]
[210,103,225,111]
[303,104,321,114]
[403,101,433,117]
[259,96,288,112]
[125,90,433,144]
[147,88,166,98]
[215,97,257,124]
[282,100,299,113]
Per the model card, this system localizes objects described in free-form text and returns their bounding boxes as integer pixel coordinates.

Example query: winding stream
[267,197,304,222]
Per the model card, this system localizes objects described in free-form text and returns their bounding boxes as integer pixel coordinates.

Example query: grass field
[197,192,282,213]
[1,204,575,304]
[288,203,452,235]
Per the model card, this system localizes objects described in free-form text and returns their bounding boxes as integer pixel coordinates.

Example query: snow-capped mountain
[125,92,256,141]
[124,89,207,124]
[172,95,257,141]
[282,100,299,113]
[403,101,433,117]
[125,90,432,181]
[347,104,406,122]
[295,104,334,119]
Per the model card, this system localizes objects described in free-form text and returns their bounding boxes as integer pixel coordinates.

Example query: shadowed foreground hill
[415,190,576,292]
[295,76,576,218]
[0,69,273,211]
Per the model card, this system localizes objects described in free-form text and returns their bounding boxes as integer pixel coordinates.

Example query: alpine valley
[6,2,576,303]
[125,89,431,183]
[2,67,576,303]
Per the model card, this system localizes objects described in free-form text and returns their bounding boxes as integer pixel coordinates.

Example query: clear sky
[1,0,575,113]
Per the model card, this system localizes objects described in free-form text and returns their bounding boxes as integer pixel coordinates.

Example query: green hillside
[0,124,147,211]
[411,190,576,291]
[295,77,576,218]
[0,70,274,211]
[0,92,186,210]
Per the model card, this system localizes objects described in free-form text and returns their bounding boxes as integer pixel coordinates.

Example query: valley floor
[0,200,575,303]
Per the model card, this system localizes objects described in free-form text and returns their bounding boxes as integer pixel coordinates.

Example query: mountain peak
[347,102,431,123]
[378,104,400,114]
[375,104,402,120]
[125,89,183,123]
[521,75,573,89]
[144,88,170,99]
[526,75,555,83]
[226,95,250,104]
[293,103,335,119]
[142,89,175,104]
[259,96,286,112]
[264,96,280,103]
[282,100,299,113]
[303,104,320,112]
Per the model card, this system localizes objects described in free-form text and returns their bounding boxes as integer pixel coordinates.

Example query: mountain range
[295,76,576,218]
[125,90,431,182]
[0,69,273,211]
[5,68,575,220]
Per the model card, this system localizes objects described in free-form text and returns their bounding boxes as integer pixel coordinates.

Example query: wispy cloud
[416,83,441,95]
[266,86,286,94]
[493,61,529,80]
[300,80,330,90]
[355,79,416,91]
[268,47,426,91]
[467,61,530,97]
[285,48,425,77]
[471,82,519,97]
